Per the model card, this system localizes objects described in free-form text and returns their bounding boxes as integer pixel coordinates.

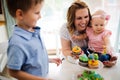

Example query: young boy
[6,0,62,80]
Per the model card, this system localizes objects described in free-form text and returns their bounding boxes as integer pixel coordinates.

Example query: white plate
[66,56,79,64]
[78,60,104,71]
[66,56,104,71]
[72,70,83,80]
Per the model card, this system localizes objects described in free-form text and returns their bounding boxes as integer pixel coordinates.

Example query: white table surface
[48,53,120,80]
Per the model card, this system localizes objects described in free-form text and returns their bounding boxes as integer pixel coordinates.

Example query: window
[108,0,117,5]
[36,0,120,54]
[37,0,73,55]
[2,0,120,54]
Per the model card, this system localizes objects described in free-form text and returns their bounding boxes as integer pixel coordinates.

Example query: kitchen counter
[48,53,120,80]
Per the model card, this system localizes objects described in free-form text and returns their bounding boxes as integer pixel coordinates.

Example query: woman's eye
[76,15,89,20]
[76,17,82,20]
[35,12,40,14]
[100,24,104,26]
[95,24,98,26]
[84,15,88,18]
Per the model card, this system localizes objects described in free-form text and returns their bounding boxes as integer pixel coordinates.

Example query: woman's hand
[71,54,79,59]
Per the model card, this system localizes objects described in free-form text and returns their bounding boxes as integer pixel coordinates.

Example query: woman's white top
[60,23,88,49]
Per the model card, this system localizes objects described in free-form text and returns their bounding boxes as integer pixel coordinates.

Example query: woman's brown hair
[67,1,91,35]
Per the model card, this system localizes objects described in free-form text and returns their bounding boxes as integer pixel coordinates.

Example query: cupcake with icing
[77,70,104,80]
[79,54,88,66]
[88,53,99,69]
[72,46,82,55]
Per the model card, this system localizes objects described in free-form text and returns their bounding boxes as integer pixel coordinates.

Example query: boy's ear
[16,9,23,20]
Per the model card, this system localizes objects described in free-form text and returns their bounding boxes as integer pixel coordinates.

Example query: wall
[0,0,8,43]
[0,19,8,42]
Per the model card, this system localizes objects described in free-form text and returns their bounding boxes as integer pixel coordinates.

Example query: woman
[60,1,91,58]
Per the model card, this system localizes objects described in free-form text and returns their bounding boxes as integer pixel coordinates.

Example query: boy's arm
[49,58,62,66]
[8,68,51,80]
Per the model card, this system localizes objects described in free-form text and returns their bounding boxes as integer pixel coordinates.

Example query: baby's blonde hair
[92,9,110,21]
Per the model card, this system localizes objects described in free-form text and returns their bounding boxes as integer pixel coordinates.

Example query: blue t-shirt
[7,25,49,77]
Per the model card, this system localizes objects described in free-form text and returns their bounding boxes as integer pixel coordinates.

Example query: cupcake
[77,70,104,80]
[88,53,99,69]
[88,60,99,69]
[79,54,88,66]
[72,46,82,55]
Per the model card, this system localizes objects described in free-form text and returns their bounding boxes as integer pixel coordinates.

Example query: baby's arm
[103,34,113,55]
[103,36,117,67]
[72,33,87,41]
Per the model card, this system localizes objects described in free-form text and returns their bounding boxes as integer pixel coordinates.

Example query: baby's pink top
[86,27,112,53]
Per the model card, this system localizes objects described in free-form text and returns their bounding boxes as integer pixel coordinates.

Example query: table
[48,53,120,80]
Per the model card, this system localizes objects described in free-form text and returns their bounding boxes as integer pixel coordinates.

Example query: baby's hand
[72,35,79,41]
[103,60,117,67]
[72,34,87,41]
[102,53,117,67]
[110,56,117,61]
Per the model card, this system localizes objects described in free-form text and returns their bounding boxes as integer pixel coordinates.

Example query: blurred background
[0,0,120,55]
